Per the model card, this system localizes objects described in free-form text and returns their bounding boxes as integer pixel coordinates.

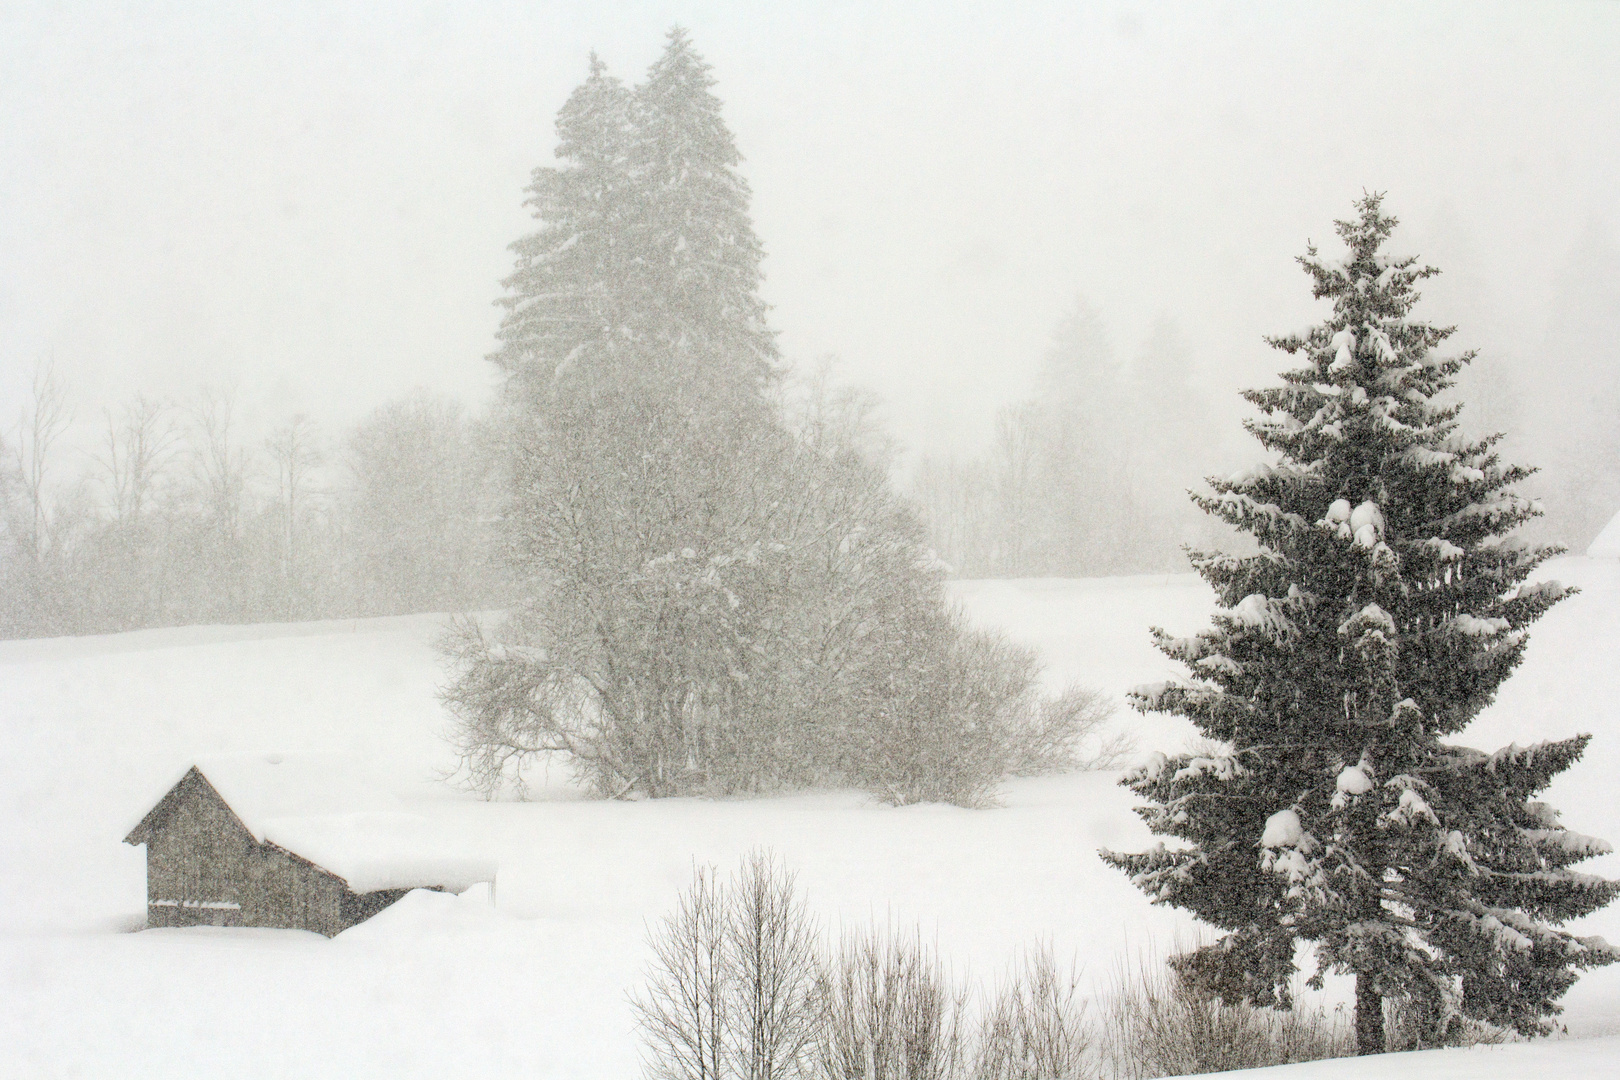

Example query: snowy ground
[2,560,1617,1078]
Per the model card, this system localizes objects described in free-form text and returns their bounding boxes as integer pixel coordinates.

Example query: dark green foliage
[1102,194,1619,1052]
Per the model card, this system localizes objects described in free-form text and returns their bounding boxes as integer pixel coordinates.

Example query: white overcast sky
[1,0,1616,463]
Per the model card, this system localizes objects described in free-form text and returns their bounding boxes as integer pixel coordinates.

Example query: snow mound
[1262,808,1303,848]
[1337,766,1372,794]
[333,884,509,943]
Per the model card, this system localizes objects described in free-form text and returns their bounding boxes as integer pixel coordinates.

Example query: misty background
[2,1,1616,633]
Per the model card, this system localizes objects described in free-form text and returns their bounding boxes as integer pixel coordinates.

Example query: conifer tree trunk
[1355,972,1384,1055]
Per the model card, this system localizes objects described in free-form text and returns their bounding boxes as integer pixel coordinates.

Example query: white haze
[1,1,1616,502]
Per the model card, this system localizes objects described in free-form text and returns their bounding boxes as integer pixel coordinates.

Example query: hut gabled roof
[125,753,496,894]
[124,765,242,847]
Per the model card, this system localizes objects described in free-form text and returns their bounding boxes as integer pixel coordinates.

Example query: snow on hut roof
[190,752,402,838]
[259,812,496,895]
[1589,510,1620,559]
[133,753,496,894]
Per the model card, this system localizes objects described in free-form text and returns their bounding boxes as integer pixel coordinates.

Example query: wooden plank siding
[128,768,410,936]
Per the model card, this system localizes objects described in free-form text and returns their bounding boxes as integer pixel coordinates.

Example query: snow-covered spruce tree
[489,53,634,403]
[446,34,796,799]
[625,27,776,417]
[1101,194,1619,1055]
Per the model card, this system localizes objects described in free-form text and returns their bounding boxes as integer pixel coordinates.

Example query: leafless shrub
[727,852,825,1080]
[862,622,1032,809]
[814,925,968,1080]
[864,619,1127,807]
[636,864,731,1080]
[975,944,1091,1080]
[1096,947,1351,1078]
[1382,992,1511,1053]
[1010,686,1131,777]
[635,852,822,1080]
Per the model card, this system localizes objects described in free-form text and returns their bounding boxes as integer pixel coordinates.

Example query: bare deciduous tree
[637,864,732,1080]
[815,926,968,1080]
[265,414,323,617]
[782,357,900,473]
[635,853,822,1080]
[726,853,823,1080]
[11,360,71,564]
[190,386,250,536]
[93,395,180,528]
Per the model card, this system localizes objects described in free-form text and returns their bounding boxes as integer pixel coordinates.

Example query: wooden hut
[124,754,494,936]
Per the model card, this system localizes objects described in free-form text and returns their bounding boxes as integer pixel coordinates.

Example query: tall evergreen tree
[463,35,787,798]
[627,27,777,414]
[1102,195,1619,1054]
[450,33,927,802]
[1035,297,1136,575]
[491,54,633,407]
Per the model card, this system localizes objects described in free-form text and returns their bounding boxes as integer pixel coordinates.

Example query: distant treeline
[1,374,511,639]
[4,260,1614,638]
[909,304,1243,578]
[908,261,1620,578]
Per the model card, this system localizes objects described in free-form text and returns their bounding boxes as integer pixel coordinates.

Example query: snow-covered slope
[1226,1032,1620,1079]
[1589,509,1620,558]
[1,561,1616,1078]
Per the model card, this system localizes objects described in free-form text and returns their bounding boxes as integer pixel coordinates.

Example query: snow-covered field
[2,561,1617,1078]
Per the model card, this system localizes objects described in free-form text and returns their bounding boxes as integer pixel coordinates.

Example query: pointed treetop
[1338,190,1394,248]
[549,51,630,169]
[1294,191,1443,324]
[644,24,717,97]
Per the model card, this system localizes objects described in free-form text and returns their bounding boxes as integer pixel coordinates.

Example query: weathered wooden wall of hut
[144,770,254,928]
[142,769,358,936]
